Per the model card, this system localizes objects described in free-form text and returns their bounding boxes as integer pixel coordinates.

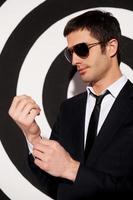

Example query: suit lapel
[86,81,133,164]
[72,92,87,163]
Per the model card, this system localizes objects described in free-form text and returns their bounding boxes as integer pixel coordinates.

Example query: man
[9,10,133,199]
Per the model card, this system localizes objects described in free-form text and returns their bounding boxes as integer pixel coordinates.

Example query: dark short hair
[64,10,121,64]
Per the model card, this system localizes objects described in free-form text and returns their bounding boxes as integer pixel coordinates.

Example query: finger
[32,137,48,146]
[9,95,32,115]
[15,99,38,113]
[40,137,50,146]
[41,138,59,148]
[28,108,41,119]
[33,142,48,153]
[34,158,47,171]
[10,106,40,125]
[33,149,45,161]
[22,102,41,116]
[9,96,41,122]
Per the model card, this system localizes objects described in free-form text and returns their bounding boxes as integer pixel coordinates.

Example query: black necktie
[84,90,109,160]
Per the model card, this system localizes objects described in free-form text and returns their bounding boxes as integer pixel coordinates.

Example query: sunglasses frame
[64,41,102,63]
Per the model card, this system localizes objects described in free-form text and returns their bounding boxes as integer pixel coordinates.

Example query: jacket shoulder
[63,91,87,105]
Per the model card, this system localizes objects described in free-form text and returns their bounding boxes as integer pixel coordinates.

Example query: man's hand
[8,95,41,144]
[33,138,80,182]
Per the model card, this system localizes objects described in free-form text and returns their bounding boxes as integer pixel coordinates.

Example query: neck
[91,68,122,95]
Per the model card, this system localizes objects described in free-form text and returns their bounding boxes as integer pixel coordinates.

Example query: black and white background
[0,0,133,199]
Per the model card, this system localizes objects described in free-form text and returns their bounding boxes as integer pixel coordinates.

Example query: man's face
[66,29,113,85]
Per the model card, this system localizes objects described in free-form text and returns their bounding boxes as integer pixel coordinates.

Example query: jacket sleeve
[57,163,133,199]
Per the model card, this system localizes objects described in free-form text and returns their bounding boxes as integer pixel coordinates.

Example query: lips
[78,67,88,75]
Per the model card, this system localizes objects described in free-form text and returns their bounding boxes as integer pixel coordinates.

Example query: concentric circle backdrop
[0,0,133,199]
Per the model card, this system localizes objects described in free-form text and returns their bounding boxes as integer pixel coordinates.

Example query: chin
[80,75,92,83]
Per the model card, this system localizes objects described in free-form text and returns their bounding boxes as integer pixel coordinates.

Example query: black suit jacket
[30,80,133,199]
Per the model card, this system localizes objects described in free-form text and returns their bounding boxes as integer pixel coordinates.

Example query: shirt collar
[86,75,128,98]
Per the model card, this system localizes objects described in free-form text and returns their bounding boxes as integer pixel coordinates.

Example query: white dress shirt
[84,75,128,146]
[28,75,128,152]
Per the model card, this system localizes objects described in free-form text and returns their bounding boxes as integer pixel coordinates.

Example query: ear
[106,39,118,57]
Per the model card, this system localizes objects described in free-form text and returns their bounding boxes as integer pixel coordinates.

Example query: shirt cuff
[26,138,33,154]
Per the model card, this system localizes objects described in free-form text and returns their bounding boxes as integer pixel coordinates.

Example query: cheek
[95,59,110,79]
[85,50,108,72]
[91,56,109,76]
[94,53,108,68]
[87,51,101,65]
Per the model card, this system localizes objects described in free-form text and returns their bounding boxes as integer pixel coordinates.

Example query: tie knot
[92,90,110,105]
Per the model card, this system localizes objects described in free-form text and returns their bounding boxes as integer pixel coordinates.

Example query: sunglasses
[64,42,102,63]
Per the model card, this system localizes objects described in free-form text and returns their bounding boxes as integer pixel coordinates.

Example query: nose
[72,52,82,66]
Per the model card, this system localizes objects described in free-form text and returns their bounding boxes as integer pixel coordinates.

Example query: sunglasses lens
[64,48,72,63]
[64,43,89,63]
[74,43,89,58]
